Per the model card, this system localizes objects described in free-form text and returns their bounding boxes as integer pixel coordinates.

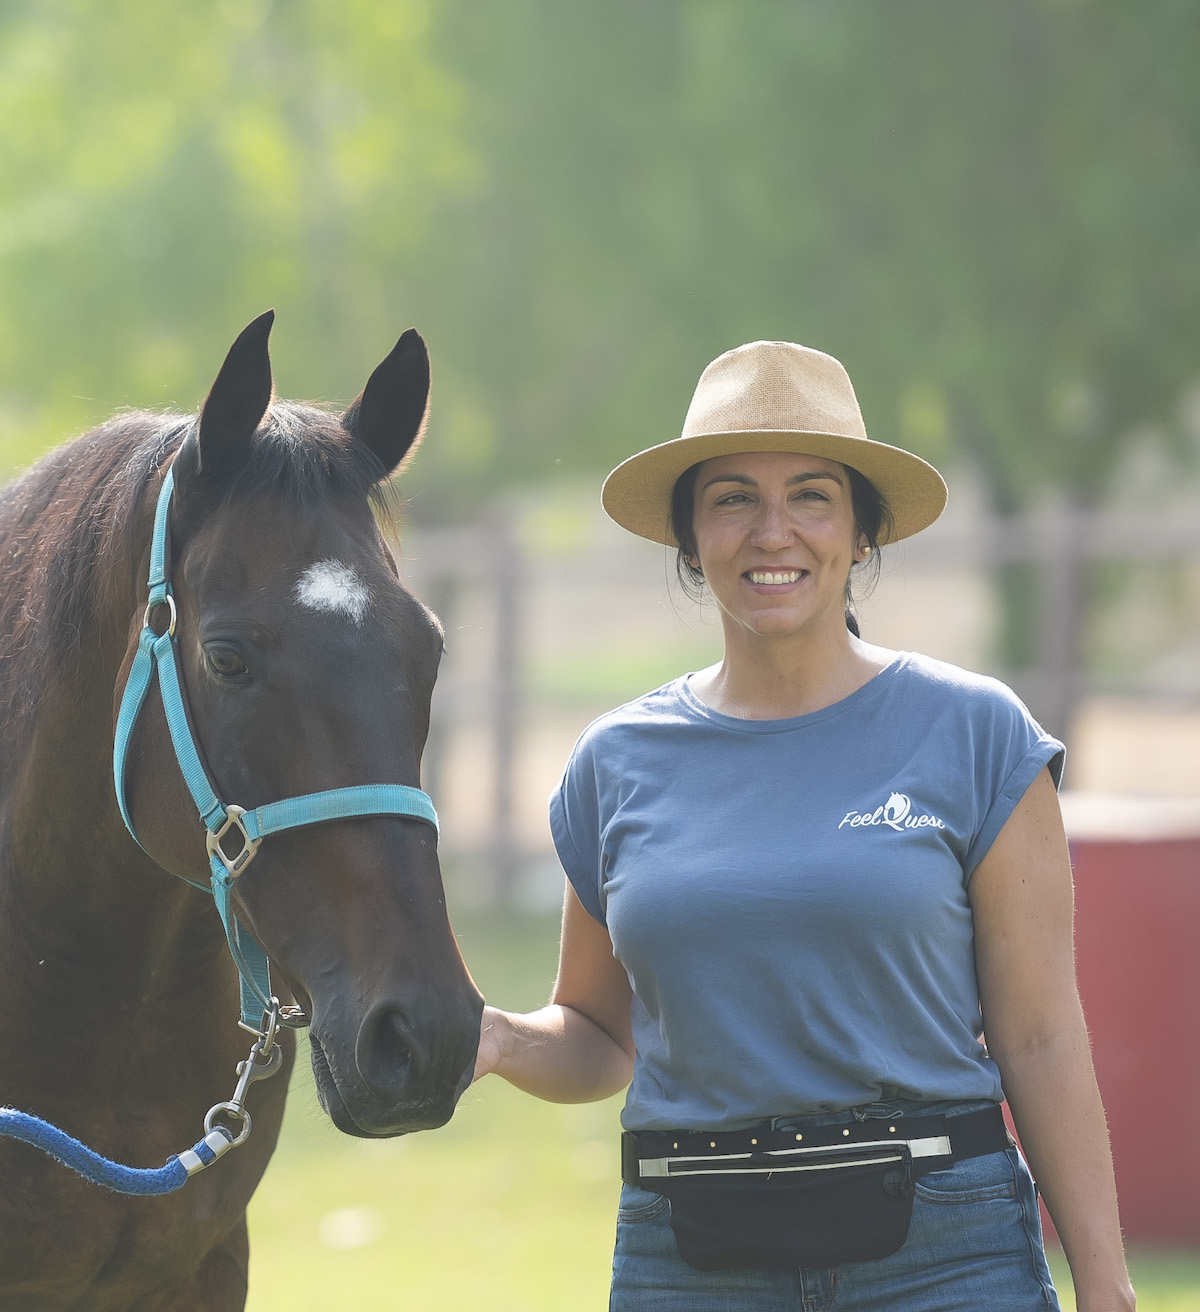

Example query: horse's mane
[0,402,393,751]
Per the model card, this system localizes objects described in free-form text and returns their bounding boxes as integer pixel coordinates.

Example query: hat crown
[681,340,868,442]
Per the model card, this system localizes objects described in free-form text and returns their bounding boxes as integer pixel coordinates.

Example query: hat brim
[601,428,947,547]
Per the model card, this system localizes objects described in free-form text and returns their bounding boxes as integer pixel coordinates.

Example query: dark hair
[668,459,893,635]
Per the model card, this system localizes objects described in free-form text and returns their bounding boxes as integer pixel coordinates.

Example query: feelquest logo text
[838,792,947,832]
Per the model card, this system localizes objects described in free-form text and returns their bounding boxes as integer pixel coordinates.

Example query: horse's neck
[0,644,233,1054]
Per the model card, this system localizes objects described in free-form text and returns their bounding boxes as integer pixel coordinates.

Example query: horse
[0,312,484,1310]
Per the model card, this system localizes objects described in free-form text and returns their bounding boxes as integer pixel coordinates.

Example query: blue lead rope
[0,1107,234,1196]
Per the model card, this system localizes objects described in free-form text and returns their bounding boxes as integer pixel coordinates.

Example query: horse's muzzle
[308,989,483,1137]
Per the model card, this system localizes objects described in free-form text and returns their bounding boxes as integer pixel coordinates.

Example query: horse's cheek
[121,705,209,883]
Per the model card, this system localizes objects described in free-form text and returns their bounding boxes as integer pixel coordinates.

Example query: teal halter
[113,465,439,1028]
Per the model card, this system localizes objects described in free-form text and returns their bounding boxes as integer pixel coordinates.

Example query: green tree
[425,0,1200,498]
[423,0,1200,706]
[3,0,1198,718]
[0,0,469,471]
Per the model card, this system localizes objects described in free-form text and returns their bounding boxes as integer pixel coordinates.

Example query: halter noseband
[113,465,439,1028]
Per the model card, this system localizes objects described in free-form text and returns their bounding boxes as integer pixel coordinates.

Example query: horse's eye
[206,645,249,679]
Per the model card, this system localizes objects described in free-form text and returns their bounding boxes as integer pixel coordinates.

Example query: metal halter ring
[204,1102,252,1147]
[206,806,260,877]
[142,593,177,637]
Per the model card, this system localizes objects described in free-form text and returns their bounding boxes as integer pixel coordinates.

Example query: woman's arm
[472,883,635,1103]
[971,767,1135,1312]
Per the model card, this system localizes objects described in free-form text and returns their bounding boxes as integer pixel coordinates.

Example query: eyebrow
[700,470,845,492]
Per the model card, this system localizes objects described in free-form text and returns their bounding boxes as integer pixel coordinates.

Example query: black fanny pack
[621,1104,1011,1271]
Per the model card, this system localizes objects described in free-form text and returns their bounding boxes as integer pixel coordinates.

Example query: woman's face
[690,451,867,643]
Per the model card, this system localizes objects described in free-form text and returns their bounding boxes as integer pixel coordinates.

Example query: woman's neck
[690,625,896,720]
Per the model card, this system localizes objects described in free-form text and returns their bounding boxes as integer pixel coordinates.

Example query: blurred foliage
[0,0,471,466]
[423,0,1200,515]
[2,0,1198,528]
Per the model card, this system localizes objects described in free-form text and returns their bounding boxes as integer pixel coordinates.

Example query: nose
[750,496,794,551]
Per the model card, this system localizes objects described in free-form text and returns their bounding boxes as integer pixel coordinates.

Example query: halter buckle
[206,805,260,877]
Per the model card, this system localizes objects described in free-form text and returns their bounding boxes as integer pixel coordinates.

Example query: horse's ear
[342,329,430,478]
[192,310,276,477]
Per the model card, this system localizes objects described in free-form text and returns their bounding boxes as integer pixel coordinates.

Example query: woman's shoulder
[881,653,1049,745]
[893,650,1031,712]
[885,652,1063,787]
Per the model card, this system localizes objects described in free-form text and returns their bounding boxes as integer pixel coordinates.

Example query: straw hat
[601,340,947,546]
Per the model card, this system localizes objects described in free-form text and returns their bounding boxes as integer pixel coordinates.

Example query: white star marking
[295,560,370,625]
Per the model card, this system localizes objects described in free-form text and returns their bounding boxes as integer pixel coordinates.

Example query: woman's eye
[206,646,249,678]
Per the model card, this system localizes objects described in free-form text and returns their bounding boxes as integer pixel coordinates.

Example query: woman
[474,341,1134,1311]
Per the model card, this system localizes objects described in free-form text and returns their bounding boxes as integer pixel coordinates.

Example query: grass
[245,912,623,1311]
[245,1076,622,1310]
[245,911,1200,1311]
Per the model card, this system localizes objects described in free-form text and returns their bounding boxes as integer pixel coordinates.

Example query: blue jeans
[610,1102,1062,1311]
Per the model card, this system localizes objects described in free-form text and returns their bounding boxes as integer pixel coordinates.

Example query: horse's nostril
[356,1005,417,1096]
[376,1010,411,1071]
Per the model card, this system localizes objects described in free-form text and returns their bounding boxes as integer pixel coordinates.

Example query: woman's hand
[466,885,635,1103]
[473,1006,507,1084]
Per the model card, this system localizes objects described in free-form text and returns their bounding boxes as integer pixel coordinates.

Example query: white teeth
[749,570,802,585]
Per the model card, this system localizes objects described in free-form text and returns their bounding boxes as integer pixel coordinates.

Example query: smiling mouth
[746,570,806,585]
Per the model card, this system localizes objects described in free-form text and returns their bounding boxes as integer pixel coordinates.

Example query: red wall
[1065,835,1200,1243]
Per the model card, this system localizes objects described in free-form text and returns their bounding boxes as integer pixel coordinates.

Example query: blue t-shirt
[549,651,1065,1132]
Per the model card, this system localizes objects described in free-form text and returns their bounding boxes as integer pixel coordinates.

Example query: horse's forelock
[184,401,400,531]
